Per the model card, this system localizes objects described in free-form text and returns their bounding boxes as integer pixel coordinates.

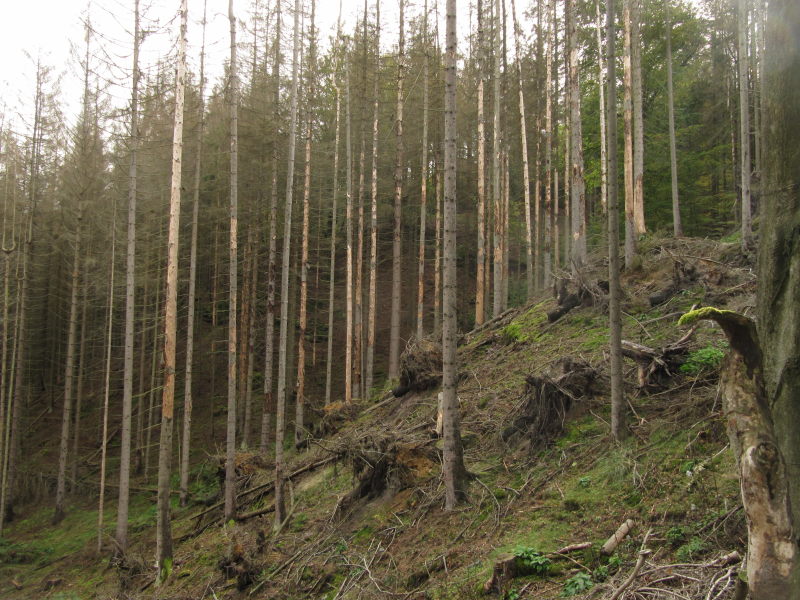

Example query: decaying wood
[483,553,518,594]
[555,542,592,554]
[601,518,635,555]
[621,324,698,388]
[679,308,797,598]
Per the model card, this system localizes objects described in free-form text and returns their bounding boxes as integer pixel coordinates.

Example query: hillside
[0,236,753,600]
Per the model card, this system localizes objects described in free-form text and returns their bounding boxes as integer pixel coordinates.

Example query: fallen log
[601,519,636,555]
[621,324,698,388]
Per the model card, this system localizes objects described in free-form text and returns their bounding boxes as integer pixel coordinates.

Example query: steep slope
[1,236,752,600]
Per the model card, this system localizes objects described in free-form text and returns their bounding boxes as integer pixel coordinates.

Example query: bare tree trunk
[275,0,302,529]
[97,201,116,553]
[737,0,753,251]
[261,0,281,453]
[366,0,381,393]
[432,155,442,331]
[116,0,140,552]
[416,0,430,341]
[389,0,406,380]
[622,0,637,266]
[596,0,608,215]
[71,257,89,492]
[325,3,342,406]
[354,5,368,402]
[631,0,645,237]
[443,0,467,510]
[475,0,486,326]
[492,0,503,317]
[180,0,206,506]
[510,0,533,300]
[567,0,586,272]
[155,0,187,576]
[543,0,554,288]
[224,0,239,523]
[607,0,625,442]
[296,0,316,447]
[345,59,354,403]
[664,0,682,237]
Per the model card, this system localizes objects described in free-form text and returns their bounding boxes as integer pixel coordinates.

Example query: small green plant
[607,555,622,569]
[667,526,686,546]
[578,476,592,488]
[592,565,609,582]
[562,572,593,596]
[501,322,527,344]
[513,546,551,575]
[504,589,521,600]
[676,536,707,561]
[679,346,726,375]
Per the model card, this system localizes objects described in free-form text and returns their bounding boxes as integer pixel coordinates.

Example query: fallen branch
[601,519,635,556]
[554,542,592,554]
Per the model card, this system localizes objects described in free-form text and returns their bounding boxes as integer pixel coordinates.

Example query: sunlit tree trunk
[622,0,637,266]
[492,0,503,317]
[345,59,354,403]
[543,0,554,288]
[475,0,486,326]
[631,0,645,237]
[607,0,625,442]
[155,0,187,575]
[275,0,302,529]
[567,0,586,271]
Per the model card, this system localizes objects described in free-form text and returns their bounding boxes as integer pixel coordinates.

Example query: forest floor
[0,235,754,600]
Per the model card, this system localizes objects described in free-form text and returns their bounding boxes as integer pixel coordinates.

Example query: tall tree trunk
[434,154,442,332]
[758,0,800,571]
[737,0,753,250]
[631,0,645,236]
[622,0,637,266]
[596,0,608,216]
[664,0,682,236]
[416,0,430,341]
[275,0,302,529]
[567,0,587,272]
[71,256,89,492]
[180,0,206,507]
[224,0,239,523]
[492,0,503,317]
[97,202,116,553]
[366,0,381,394]
[442,0,467,510]
[543,0,554,288]
[389,0,406,380]
[345,59,354,403]
[155,0,186,575]
[325,2,342,406]
[607,0,625,442]
[296,0,316,447]
[511,0,534,299]
[475,0,486,325]
[261,0,281,454]
[55,21,92,523]
[116,0,140,552]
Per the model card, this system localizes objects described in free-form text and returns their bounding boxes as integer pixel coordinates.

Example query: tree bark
[631,0,645,237]
[116,0,140,551]
[665,0,682,237]
[475,0,486,326]
[622,0,637,267]
[596,0,608,216]
[416,0,430,341]
[155,0,187,576]
[443,0,467,510]
[607,0,625,442]
[567,0,586,272]
[180,0,206,506]
[737,0,753,251]
[543,0,554,288]
[492,0,503,317]
[275,0,302,529]
[389,0,406,380]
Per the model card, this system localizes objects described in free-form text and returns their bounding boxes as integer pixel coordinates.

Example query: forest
[0,0,798,598]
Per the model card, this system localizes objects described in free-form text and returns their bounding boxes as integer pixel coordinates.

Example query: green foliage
[578,476,592,489]
[667,526,687,546]
[503,590,520,600]
[562,572,593,596]
[512,546,551,575]
[679,346,726,374]
[0,537,54,565]
[592,565,609,582]
[501,323,527,344]
[676,537,706,561]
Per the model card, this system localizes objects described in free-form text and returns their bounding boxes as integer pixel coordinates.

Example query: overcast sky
[1,0,487,130]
